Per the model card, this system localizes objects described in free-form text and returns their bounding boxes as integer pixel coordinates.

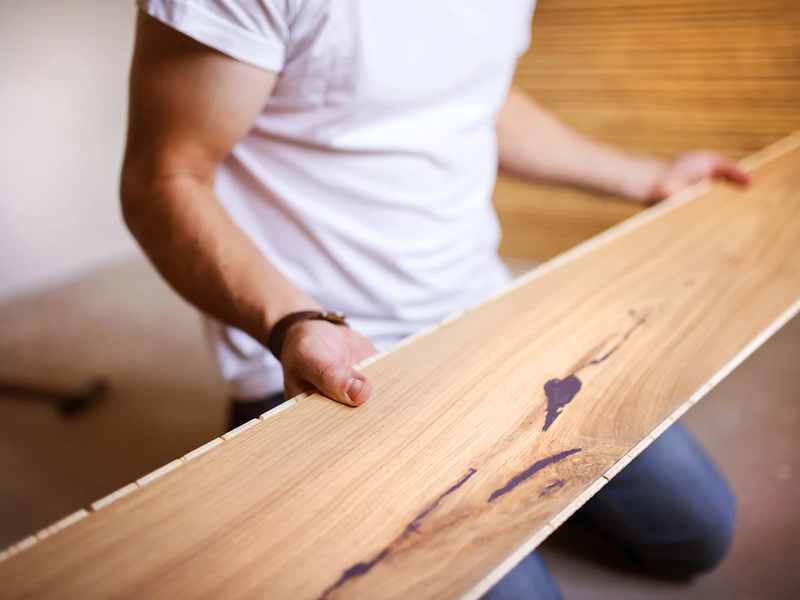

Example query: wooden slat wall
[496,0,800,260]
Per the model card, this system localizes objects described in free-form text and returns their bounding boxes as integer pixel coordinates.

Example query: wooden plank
[495,0,800,260]
[1,134,799,599]
[90,483,139,512]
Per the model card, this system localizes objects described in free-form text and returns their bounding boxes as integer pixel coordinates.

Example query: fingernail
[346,378,367,403]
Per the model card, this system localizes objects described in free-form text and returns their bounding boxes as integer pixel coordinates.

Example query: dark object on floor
[0,377,108,417]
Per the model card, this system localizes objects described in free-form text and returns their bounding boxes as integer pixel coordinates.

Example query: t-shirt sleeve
[137,0,293,72]
[515,0,537,57]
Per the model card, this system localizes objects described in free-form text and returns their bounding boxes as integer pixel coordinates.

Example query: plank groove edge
[136,459,186,488]
[35,510,90,543]
[90,483,139,512]
[221,418,260,441]
[183,438,223,462]
[0,537,37,564]
[260,397,299,420]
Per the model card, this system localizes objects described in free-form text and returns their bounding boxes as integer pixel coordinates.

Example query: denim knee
[631,437,738,578]
[579,423,737,580]
[670,486,736,579]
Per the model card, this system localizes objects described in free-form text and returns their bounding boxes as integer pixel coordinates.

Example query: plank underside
[2,136,800,599]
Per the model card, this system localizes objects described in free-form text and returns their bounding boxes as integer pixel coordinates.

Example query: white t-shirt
[139,0,536,398]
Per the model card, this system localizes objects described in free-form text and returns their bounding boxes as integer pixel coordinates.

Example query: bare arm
[121,13,373,405]
[496,87,750,204]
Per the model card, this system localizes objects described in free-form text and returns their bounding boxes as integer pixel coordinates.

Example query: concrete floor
[0,260,798,599]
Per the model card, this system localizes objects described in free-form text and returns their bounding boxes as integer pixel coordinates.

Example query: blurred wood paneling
[496,0,800,260]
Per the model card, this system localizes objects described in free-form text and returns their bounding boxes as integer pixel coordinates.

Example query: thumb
[296,355,372,407]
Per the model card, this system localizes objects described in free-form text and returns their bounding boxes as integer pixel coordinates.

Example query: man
[121,1,745,598]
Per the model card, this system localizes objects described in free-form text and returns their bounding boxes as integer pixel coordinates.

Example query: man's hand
[280,321,377,406]
[644,150,752,205]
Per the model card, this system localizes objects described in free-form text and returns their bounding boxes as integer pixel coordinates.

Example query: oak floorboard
[0,134,799,599]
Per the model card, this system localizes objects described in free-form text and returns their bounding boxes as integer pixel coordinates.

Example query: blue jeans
[481,423,737,600]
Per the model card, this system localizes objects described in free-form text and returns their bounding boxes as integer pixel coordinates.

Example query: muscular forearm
[121,12,375,406]
[496,88,665,202]
[121,169,320,345]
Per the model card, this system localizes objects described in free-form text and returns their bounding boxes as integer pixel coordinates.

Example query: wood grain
[1,134,799,599]
[496,0,800,259]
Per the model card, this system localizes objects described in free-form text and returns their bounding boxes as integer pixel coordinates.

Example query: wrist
[258,295,322,345]
[268,310,349,360]
[620,156,669,203]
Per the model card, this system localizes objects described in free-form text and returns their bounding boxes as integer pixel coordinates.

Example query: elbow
[119,151,216,245]
[119,161,149,242]
[119,171,138,237]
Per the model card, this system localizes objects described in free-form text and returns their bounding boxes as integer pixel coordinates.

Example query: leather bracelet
[267,310,349,361]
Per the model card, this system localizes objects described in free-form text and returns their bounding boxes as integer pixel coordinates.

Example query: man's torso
[189,0,536,394]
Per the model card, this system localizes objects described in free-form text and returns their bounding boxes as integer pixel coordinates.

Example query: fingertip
[345,376,372,406]
[729,169,753,185]
[720,160,752,185]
